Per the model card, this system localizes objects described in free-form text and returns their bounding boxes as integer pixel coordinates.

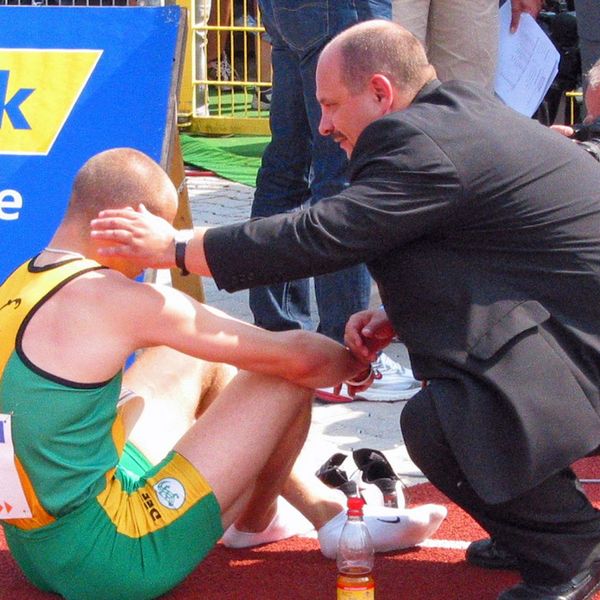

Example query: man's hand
[90,204,177,269]
[510,0,543,33]
[344,308,396,363]
[550,124,575,137]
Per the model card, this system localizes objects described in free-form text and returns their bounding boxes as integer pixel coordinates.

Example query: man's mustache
[331,131,347,144]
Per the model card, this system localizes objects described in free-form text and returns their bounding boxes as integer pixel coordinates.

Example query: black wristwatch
[174,229,194,276]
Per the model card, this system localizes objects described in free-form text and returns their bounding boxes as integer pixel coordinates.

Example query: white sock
[317,503,447,559]
[221,497,314,548]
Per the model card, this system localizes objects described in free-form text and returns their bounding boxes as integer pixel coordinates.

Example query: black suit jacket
[205,80,600,503]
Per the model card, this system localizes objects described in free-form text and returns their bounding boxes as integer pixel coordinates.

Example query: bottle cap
[347,496,365,516]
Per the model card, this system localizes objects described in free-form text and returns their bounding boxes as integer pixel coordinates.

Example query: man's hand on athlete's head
[90,204,177,270]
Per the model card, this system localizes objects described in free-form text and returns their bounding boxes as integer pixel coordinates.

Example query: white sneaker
[355,352,421,402]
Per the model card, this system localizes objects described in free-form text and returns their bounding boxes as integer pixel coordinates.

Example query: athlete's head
[66,148,177,227]
[58,147,178,275]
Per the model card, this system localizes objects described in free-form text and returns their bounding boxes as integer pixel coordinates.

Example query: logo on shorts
[154,478,186,510]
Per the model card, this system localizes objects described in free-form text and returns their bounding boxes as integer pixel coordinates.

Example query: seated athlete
[0,148,446,600]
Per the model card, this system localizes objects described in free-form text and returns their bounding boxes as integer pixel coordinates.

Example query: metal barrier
[179,0,271,135]
[566,90,584,125]
[0,0,271,127]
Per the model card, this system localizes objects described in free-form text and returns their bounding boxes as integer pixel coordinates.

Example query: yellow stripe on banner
[97,452,214,538]
[0,49,102,156]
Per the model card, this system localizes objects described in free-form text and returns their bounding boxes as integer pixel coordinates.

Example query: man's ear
[369,74,394,113]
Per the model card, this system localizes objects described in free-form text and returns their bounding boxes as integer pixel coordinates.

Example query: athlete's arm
[114,275,367,390]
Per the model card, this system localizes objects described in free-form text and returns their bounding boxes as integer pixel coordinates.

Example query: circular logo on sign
[153,478,186,510]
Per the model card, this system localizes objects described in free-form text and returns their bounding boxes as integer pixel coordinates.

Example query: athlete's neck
[42,247,86,260]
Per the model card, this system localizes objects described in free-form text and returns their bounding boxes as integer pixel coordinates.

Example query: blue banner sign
[0,6,183,282]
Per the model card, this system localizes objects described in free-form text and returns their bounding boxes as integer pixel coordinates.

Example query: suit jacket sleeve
[203,117,462,292]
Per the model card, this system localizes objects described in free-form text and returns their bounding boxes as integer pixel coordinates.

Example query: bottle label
[337,588,375,600]
[337,582,375,600]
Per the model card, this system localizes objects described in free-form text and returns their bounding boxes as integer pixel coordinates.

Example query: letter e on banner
[0,188,22,221]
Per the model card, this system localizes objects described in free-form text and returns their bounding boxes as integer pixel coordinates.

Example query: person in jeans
[251,0,421,403]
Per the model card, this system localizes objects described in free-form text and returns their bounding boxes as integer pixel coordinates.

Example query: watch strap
[175,239,190,276]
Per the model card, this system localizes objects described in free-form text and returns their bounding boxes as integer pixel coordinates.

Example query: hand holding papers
[495,1,560,117]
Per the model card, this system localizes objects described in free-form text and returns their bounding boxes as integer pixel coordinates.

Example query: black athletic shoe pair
[315,448,406,508]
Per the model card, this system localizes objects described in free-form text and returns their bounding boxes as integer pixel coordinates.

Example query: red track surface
[2,458,600,599]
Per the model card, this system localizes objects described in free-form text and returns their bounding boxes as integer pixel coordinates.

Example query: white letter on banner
[0,189,22,221]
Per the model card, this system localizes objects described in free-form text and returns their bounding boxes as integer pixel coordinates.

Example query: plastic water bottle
[336,496,375,599]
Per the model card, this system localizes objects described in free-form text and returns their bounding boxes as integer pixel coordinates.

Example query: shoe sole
[355,387,422,402]
[584,579,600,600]
[313,389,354,404]
[582,561,600,600]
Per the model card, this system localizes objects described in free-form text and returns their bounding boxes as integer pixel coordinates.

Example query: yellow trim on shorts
[111,412,126,459]
[96,452,215,538]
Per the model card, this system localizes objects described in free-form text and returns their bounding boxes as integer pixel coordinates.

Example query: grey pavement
[184,174,426,487]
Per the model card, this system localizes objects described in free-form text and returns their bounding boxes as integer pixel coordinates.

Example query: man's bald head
[65,147,177,227]
[323,20,433,98]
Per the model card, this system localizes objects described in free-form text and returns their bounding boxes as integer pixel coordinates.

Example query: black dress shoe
[466,538,518,570]
[498,562,600,599]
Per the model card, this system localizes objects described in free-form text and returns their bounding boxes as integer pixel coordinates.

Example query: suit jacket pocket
[467,300,550,360]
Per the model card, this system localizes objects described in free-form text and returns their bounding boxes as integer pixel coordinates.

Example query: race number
[0,414,32,519]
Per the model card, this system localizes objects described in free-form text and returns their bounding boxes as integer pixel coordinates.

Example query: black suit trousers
[401,385,600,584]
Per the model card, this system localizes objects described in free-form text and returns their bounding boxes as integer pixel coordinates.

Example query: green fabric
[2,351,122,518]
[117,441,153,482]
[207,90,268,118]
[4,465,223,600]
[180,133,270,187]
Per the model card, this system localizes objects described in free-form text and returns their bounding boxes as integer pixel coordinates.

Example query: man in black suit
[91,20,600,600]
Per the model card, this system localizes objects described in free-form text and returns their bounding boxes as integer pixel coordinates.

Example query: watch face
[175,229,194,243]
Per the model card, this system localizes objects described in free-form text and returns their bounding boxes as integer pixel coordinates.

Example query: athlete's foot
[220,497,314,548]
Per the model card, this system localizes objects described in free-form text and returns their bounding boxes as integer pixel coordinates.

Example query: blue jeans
[251,0,391,343]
